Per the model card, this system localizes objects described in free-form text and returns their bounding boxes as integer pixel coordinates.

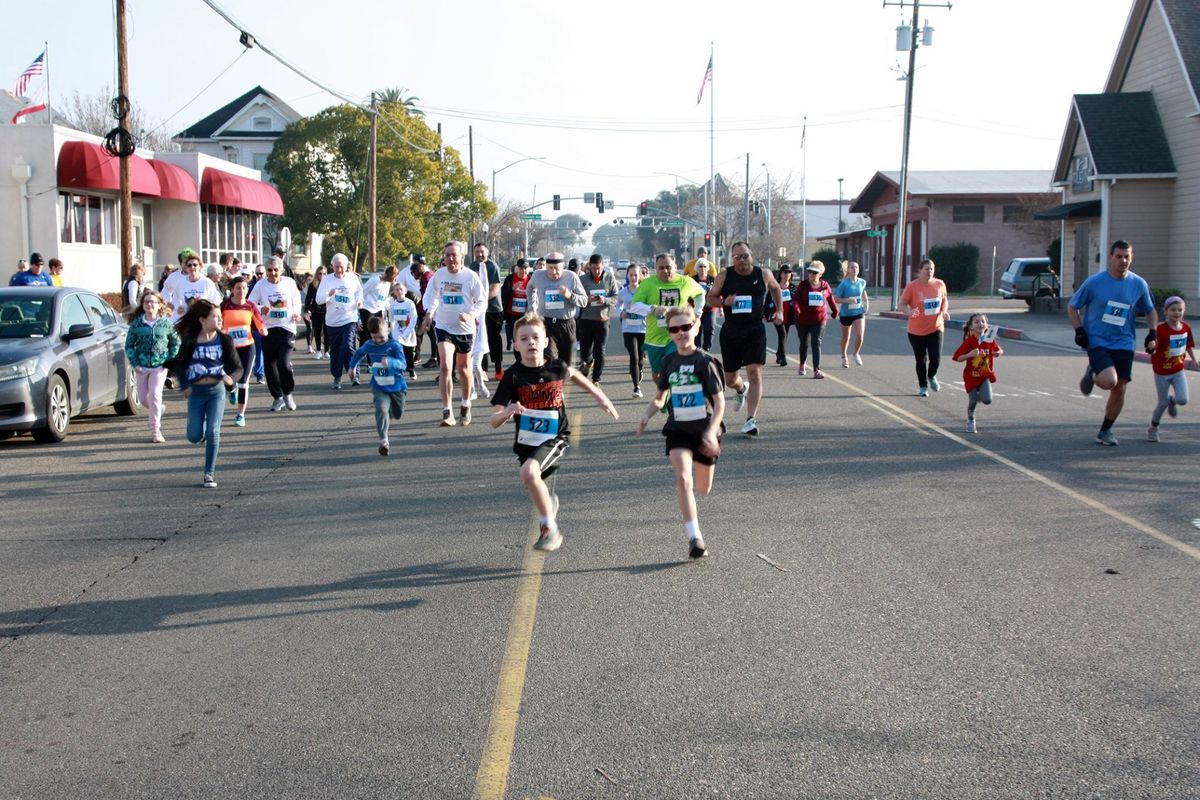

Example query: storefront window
[200,204,263,266]
[58,192,116,245]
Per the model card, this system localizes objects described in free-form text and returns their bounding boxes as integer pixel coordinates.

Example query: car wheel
[0,431,14,442]
[32,374,70,443]
[113,365,143,417]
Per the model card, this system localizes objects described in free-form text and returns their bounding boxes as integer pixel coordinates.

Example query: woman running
[899,258,950,396]
[616,262,649,398]
[834,260,869,366]
[221,275,267,426]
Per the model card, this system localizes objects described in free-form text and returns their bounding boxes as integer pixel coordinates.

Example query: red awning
[200,169,283,215]
[148,160,198,203]
[57,141,161,197]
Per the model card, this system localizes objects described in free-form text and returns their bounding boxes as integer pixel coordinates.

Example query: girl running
[616,263,648,398]
[952,313,1003,433]
[834,260,869,367]
[124,289,180,443]
[1147,295,1195,442]
[221,276,267,426]
[389,281,419,378]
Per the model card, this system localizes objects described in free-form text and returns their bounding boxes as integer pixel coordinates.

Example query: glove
[1144,332,1157,354]
[1074,326,1089,349]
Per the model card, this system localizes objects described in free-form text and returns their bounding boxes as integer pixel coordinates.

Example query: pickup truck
[999,257,1060,304]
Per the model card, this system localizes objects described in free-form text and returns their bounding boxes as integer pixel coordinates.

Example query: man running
[421,241,487,426]
[630,253,707,383]
[1068,239,1157,446]
[706,241,783,436]
[577,253,619,384]
[527,251,587,362]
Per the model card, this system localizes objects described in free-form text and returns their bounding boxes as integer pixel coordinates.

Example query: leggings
[309,311,326,352]
[263,328,296,398]
[699,310,714,350]
[774,323,792,360]
[234,344,255,406]
[907,330,944,388]
[623,331,646,388]
[796,323,825,369]
[968,382,993,416]
[403,344,417,375]
[484,311,504,372]
[1152,372,1189,424]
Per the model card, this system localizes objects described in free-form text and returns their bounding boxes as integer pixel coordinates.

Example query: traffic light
[595,192,604,213]
[553,194,561,211]
[638,201,648,217]
[703,232,712,248]
[716,231,723,246]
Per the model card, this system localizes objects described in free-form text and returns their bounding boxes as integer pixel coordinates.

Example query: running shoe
[379,440,390,456]
[534,524,563,552]
[841,356,849,368]
[423,358,439,368]
[1096,430,1118,446]
[151,431,166,443]
[495,369,503,381]
[234,414,245,427]
[332,381,342,390]
[688,535,709,560]
[797,363,807,376]
[813,369,825,379]
[228,390,237,405]
[408,369,417,379]
[965,419,977,434]
[307,345,315,354]
[270,397,286,412]
[202,473,218,489]
[312,351,323,360]
[1079,367,1094,396]
[1146,425,1159,442]
[734,390,746,412]
[929,376,940,392]
[440,409,456,427]
[284,394,297,411]
[255,374,265,384]
[351,372,361,386]
[1168,399,1178,418]
[918,386,929,397]
[460,405,472,426]
[854,354,863,365]
[633,386,643,398]
[741,417,759,436]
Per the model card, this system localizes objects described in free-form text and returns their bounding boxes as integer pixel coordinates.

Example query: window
[81,294,119,328]
[58,295,92,337]
[252,116,272,131]
[59,192,116,245]
[200,204,261,266]
[952,205,985,224]
[1003,205,1028,223]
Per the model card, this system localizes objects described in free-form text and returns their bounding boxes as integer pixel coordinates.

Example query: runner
[1068,240,1158,445]
[389,280,419,379]
[577,253,619,384]
[220,276,266,426]
[631,253,707,384]
[899,258,950,397]
[616,262,648,398]
[501,258,532,351]
[527,251,587,363]
[161,249,222,323]
[706,242,783,436]
[421,241,487,426]
[1147,295,1195,442]
[124,288,180,443]
[790,262,838,379]
[468,245,501,397]
[635,305,725,559]
[764,265,794,366]
[951,313,1003,434]
[694,258,717,350]
[489,313,619,552]
[349,316,408,457]
[834,260,869,366]
[361,265,397,343]
[471,243,506,380]
[315,253,364,390]
[248,257,303,411]
[303,265,328,359]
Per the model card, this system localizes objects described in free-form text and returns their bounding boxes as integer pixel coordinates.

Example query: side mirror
[65,323,95,341]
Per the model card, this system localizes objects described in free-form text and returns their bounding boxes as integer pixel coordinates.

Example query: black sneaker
[534,525,562,552]
[688,536,708,559]
[1168,399,1178,418]
[1080,367,1094,396]
[379,441,390,456]
[422,358,439,368]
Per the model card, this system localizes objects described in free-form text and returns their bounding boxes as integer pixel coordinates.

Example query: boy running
[490,313,619,552]
[349,317,409,456]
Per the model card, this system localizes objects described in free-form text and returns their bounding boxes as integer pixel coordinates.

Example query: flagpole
[43,41,51,123]
[801,116,807,263]
[709,42,715,254]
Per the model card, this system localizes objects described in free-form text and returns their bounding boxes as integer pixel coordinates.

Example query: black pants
[577,318,609,381]
[263,328,296,398]
[699,310,714,350]
[907,330,943,388]
[504,314,521,350]
[774,322,792,363]
[796,323,825,369]
[403,344,417,376]
[544,318,576,364]
[623,331,646,388]
[484,311,504,372]
[309,310,326,352]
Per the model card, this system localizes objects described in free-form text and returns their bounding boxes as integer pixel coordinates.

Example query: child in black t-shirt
[490,313,619,552]
[635,305,726,559]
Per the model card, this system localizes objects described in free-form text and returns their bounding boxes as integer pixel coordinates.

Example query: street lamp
[492,156,545,203]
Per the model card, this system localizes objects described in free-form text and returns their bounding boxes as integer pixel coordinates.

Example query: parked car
[999,257,1060,304]
[0,287,141,443]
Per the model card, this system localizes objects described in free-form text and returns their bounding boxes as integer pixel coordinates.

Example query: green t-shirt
[631,274,706,346]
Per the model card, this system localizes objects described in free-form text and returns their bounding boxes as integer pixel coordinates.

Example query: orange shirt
[900,279,948,336]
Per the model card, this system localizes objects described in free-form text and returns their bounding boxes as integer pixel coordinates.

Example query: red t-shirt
[952,335,999,391]
[1151,321,1194,375]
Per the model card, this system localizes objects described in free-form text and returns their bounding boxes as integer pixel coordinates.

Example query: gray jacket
[578,269,619,321]
[527,269,587,320]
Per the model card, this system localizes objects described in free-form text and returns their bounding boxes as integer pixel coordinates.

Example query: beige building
[1040,0,1198,295]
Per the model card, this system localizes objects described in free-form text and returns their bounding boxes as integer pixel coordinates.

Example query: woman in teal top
[833,261,868,367]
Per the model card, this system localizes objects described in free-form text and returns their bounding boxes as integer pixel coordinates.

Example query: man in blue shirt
[9,252,53,287]
[1068,239,1157,446]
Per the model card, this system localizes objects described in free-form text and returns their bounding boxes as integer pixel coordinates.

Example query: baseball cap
[804,263,821,273]
[412,253,426,264]
[29,252,44,265]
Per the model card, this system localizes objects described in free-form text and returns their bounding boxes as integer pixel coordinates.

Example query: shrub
[1047,237,1061,270]
[810,248,842,278]
[928,242,979,293]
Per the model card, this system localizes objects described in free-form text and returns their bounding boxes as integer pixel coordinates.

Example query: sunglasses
[666,321,695,334]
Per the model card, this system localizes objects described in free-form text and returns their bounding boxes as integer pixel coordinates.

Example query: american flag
[12,50,45,98]
[696,55,712,105]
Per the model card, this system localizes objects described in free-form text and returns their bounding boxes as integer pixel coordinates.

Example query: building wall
[1109,178,1176,287]
[1,124,58,276]
[928,196,1058,291]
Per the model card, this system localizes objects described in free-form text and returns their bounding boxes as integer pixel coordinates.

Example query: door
[1073,222,1091,291]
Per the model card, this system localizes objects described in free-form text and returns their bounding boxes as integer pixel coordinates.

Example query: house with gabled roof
[175,85,300,182]
[1039,0,1199,295]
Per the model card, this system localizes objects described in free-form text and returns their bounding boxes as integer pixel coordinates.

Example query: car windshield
[0,296,53,338]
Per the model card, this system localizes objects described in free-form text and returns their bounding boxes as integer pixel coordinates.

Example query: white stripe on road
[858,397,931,435]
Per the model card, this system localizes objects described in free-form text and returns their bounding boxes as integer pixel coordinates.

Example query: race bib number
[732,295,752,314]
[808,291,824,307]
[670,383,706,422]
[227,325,250,343]
[1168,333,1188,357]
[372,358,399,386]
[846,295,862,311]
[780,289,791,302]
[442,285,464,306]
[545,291,565,311]
[1101,300,1130,327]
[923,296,942,316]
[512,296,527,313]
[334,288,351,305]
[269,306,289,320]
[590,289,607,301]
[517,408,560,446]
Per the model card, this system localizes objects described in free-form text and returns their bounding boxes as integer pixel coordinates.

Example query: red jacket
[790,279,838,325]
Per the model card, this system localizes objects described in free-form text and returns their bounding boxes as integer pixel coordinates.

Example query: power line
[140,49,247,139]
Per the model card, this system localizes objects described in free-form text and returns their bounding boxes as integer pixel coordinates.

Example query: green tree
[266,103,493,267]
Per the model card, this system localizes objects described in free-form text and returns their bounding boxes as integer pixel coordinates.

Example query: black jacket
[167,331,243,389]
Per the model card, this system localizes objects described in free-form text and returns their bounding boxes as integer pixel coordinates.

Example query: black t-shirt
[491,359,572,453]
[655,349,725,437]
[720,266,767,329]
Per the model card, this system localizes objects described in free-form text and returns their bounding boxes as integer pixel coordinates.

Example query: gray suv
[999,257,1059,304]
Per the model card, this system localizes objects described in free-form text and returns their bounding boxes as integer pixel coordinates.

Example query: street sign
[278,226,292,251]
[663,219,684,227]
[866,228,888,238]
[519,213,542,221]
[583,193,596,204]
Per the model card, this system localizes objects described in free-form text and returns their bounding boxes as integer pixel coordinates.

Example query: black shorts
[1087,347,1135,382]
[839,314,863,328]
[516,437,570,479]
[435,329,475,354]
[718,324,767,372]
[664,430,719,466]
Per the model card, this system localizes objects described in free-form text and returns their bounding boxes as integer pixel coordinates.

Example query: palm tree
[377,87,423,117]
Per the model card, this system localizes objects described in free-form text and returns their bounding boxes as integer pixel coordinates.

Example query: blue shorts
[1087,347,1134,382]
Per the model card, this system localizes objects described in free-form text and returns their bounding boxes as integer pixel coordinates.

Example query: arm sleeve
[570,274,587,308]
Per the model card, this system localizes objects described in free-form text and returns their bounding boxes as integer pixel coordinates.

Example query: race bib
[1168,333,1188,357]
[732,295,752,314]
[268,306,289,320]
[670,383,706,422]
[808,291,824,307]
[545,291,565,311]
[846,296,862,311]
[1101,300,1130,327]
[442,285,464,306]
[372,358,399,386]
[980,327,996,344]
[590,289,607,301]
[374,292,388,305]
[512,296,527,313]
[334,288,351,305]
[923,296,942,316]
[780,289,791,302]
[227,325,250,344]
[517,408,560,446]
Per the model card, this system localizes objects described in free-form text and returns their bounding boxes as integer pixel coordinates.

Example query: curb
[877,311,1028,341]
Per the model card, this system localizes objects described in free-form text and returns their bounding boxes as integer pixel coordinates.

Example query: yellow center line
[827,372,1200,562]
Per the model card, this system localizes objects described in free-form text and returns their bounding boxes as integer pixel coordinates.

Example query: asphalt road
[2,312,1198,799]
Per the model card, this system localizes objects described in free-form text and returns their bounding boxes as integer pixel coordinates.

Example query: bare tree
[54,86,178,152]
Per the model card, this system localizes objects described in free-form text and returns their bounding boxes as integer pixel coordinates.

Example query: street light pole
[492,156,545,203]
[762,163,772,270]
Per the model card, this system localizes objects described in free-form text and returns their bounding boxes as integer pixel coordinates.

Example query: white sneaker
[312,351,323,360]
[733,390,746,412]
[854,354,863,366]
[841,356,849,368]
[307,345,316,354]
[270,397,286,412]
[284,394,297,411]
[741,417,759,436]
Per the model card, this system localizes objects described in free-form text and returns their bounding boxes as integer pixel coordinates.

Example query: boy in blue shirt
[349,316,408,456]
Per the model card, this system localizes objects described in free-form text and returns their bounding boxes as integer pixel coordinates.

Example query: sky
[4,0,1134,228]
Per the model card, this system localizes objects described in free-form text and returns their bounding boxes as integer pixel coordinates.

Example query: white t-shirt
[316,271,364,328]
[248,276,303,334]
[389,297,418,347]
[162,274,223,322]
[362,275,393,314]
[421,267,486,336]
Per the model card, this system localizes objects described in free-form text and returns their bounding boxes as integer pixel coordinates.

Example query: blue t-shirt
[10,270,54,287]
[348,338,408,393]
[834,278,867,318]
[1069,270,1154,350]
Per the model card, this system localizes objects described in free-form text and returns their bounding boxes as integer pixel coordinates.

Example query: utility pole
[883,0,950,310]
[368,91,377,273]
[115,0,132,284]
[762,163,772,270]
[743,153,750,241]
[468,125,474,180]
